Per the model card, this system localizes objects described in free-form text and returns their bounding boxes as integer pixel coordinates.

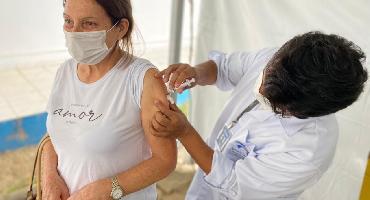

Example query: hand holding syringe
[165,78,196,104]
[167,77,196,93]
[155,64,198,104]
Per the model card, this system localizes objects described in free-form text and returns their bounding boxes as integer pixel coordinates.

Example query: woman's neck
[77,44,124,84]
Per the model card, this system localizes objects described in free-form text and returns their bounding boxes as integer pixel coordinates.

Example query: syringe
[166,78,196,104]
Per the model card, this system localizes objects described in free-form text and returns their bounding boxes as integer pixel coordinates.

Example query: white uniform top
[46,57,157,199]
[186,48,339,200]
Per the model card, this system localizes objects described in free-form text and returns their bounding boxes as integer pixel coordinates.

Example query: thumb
[155,70,165,78]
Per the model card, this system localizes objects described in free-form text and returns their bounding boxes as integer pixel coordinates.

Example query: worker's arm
[151,101,318,199]
[156,48,278,92]
[174,124,214,174]
[150,101,214,174]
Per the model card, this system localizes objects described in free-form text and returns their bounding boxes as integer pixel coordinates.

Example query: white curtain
[0,0,173,68]
[191,0,370,199]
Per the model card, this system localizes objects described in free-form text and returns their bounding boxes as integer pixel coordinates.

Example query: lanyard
[227,99,259,129]
[217,99,260,152]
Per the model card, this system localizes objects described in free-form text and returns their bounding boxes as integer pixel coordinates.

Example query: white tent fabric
[190,0,370,199]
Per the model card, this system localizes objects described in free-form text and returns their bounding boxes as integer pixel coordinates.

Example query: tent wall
[191,0,370,199]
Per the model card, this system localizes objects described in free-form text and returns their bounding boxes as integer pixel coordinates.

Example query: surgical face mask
[64,21,119,65]
[253,70,271,110]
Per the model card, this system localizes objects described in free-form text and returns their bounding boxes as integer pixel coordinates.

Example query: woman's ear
[118,19,129,39]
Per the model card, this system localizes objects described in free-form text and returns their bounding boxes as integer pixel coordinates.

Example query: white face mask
[64,22,119,65]
[253,70,271,110]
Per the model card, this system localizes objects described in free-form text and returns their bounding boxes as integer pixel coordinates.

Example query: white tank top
[46,56,157,199]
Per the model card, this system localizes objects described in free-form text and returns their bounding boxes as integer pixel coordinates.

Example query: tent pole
[168,0,185,102]
[169,0,185,65]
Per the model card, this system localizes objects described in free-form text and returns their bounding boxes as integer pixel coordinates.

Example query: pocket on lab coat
[215,122,242,152]
[224,129,257,162]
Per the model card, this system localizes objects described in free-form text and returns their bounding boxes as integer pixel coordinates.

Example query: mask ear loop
[106,19,123,49]
[106,19,123,47]
[107,19,122,33]
[108,18,131,61]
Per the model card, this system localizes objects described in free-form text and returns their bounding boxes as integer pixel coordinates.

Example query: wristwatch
[110,176,125,200]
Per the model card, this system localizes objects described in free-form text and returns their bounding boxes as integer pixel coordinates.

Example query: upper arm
[140,68,177,165]
[210,48,277,91]
[210,51,255,91]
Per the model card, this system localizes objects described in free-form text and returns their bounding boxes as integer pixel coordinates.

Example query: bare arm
[114,68,177,193]
[194,60,218,86]
[41,139,58,178]
[41,138,70,200]
[177,126,214,174]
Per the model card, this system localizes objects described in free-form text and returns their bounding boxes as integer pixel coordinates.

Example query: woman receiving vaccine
[41,0,176,199]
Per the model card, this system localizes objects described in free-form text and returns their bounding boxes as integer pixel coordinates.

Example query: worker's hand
[155,63,198,93]
[150,100,192,139]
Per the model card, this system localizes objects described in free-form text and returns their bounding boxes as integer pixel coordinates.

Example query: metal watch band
[112,176,120,188]
[111,176,125,199]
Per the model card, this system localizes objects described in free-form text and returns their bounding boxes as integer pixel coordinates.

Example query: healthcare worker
[150,32,368,199]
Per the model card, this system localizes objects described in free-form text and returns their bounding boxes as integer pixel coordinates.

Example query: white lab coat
[185,48,339,200]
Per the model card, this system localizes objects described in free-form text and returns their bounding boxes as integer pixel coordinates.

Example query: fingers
[168,65,187,89]
[156,64,196,92]
[150,122,170,137]
[151,116,167,132]
[155,65,173,81]
[154,111,170,127]
[151,105,173,136]
[175,69,196,89]
[155,68,170,81]
[163,64,180,83]
[154,100,173,117]
[176,85,189,94]
[162,65,175,83]
[155,70,165,78]
[169,102,180,112]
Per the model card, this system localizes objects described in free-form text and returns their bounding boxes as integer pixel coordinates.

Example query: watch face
[112,188,123,199]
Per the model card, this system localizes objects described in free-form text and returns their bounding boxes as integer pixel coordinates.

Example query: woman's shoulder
[123,56,161,108]
[52,58,75,82]
[126,56,157,72]
[60,58,76,69]
[125,56,159,88]
[56,58,76,75]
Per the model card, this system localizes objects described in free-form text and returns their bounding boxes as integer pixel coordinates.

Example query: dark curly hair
[262,31,368,119]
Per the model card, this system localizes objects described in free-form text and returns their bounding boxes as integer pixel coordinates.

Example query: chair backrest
[360,153,370,200]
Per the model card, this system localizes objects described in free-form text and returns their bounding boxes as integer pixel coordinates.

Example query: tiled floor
[0,61,62,122]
